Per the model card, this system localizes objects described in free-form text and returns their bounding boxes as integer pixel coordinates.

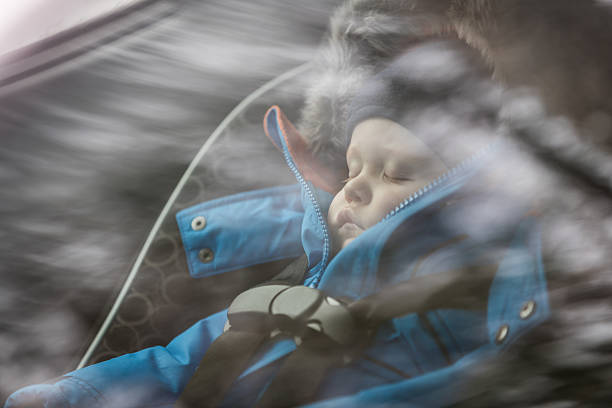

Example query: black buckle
[227,285,357,346]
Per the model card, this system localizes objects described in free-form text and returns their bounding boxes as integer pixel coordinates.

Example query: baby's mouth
[336,209,364,235]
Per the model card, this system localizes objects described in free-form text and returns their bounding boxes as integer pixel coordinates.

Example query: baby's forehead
[346,118,444,167]
[345,98,496,171]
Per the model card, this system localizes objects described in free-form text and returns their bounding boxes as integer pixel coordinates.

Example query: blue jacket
[5,107,549,408]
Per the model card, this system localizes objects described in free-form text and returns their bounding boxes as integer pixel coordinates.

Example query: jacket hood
[298,0,612,167]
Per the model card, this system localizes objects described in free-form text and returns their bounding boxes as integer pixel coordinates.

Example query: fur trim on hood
[299,0,612,166]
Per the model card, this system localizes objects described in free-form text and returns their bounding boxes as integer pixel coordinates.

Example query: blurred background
[0,0,145,54]
[2,1,612,406]
[0,0,340,399]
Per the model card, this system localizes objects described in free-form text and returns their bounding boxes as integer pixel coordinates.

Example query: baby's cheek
[327,191,345,224]
[326,193,344,253]
[375,187,414,219]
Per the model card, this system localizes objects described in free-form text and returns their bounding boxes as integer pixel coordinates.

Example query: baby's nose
[344,177,371,204]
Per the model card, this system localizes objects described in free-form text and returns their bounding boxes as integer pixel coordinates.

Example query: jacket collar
[263,106,343,194]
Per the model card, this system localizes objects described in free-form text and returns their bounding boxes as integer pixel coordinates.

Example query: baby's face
[327,118,448,252]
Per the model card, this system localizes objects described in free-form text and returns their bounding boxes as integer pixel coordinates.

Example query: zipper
[282,134,500,287]
[381,140,501,223]
[280,146,330,288]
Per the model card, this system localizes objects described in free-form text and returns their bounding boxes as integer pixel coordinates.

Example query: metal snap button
[519,300,536,319]
[191,216,206,231]
[198,248,214,263]
[495,324,509,344]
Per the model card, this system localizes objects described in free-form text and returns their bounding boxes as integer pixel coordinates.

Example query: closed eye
[383,173,413,183]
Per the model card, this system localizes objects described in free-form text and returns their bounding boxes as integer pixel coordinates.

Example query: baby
[5,41,548,408]
[327,43,495,255]
[177,41,518,408]
[328,117,449,251]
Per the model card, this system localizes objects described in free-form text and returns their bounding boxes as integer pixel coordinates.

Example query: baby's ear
[264,106,344,194]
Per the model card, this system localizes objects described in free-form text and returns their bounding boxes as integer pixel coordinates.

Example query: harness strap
[266,254,309,286]
[176,330,267,408]
[255,338,347,408]
[175,255,309,408]
[176,255,498,407]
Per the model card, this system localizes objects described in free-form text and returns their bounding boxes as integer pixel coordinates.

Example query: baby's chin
[340,237,357,249]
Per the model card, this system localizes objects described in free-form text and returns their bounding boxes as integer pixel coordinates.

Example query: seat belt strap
[176,330,268,408]
[255,339,349,408]
[254,264,500,407]
[177,256,498,407]
[175,255,309,408]
[255,342,344,408]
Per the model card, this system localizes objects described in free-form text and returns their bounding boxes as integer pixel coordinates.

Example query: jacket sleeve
[176,184,304,278]
[4,310,227,408]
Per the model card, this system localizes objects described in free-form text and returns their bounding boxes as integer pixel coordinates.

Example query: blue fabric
[4,112,550,408]
[301,183,334,287]
[487,216,549,348]
[305,347,497,408]
[5,311,226,408]
[264,107,334,287]
[176,184,304,278]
